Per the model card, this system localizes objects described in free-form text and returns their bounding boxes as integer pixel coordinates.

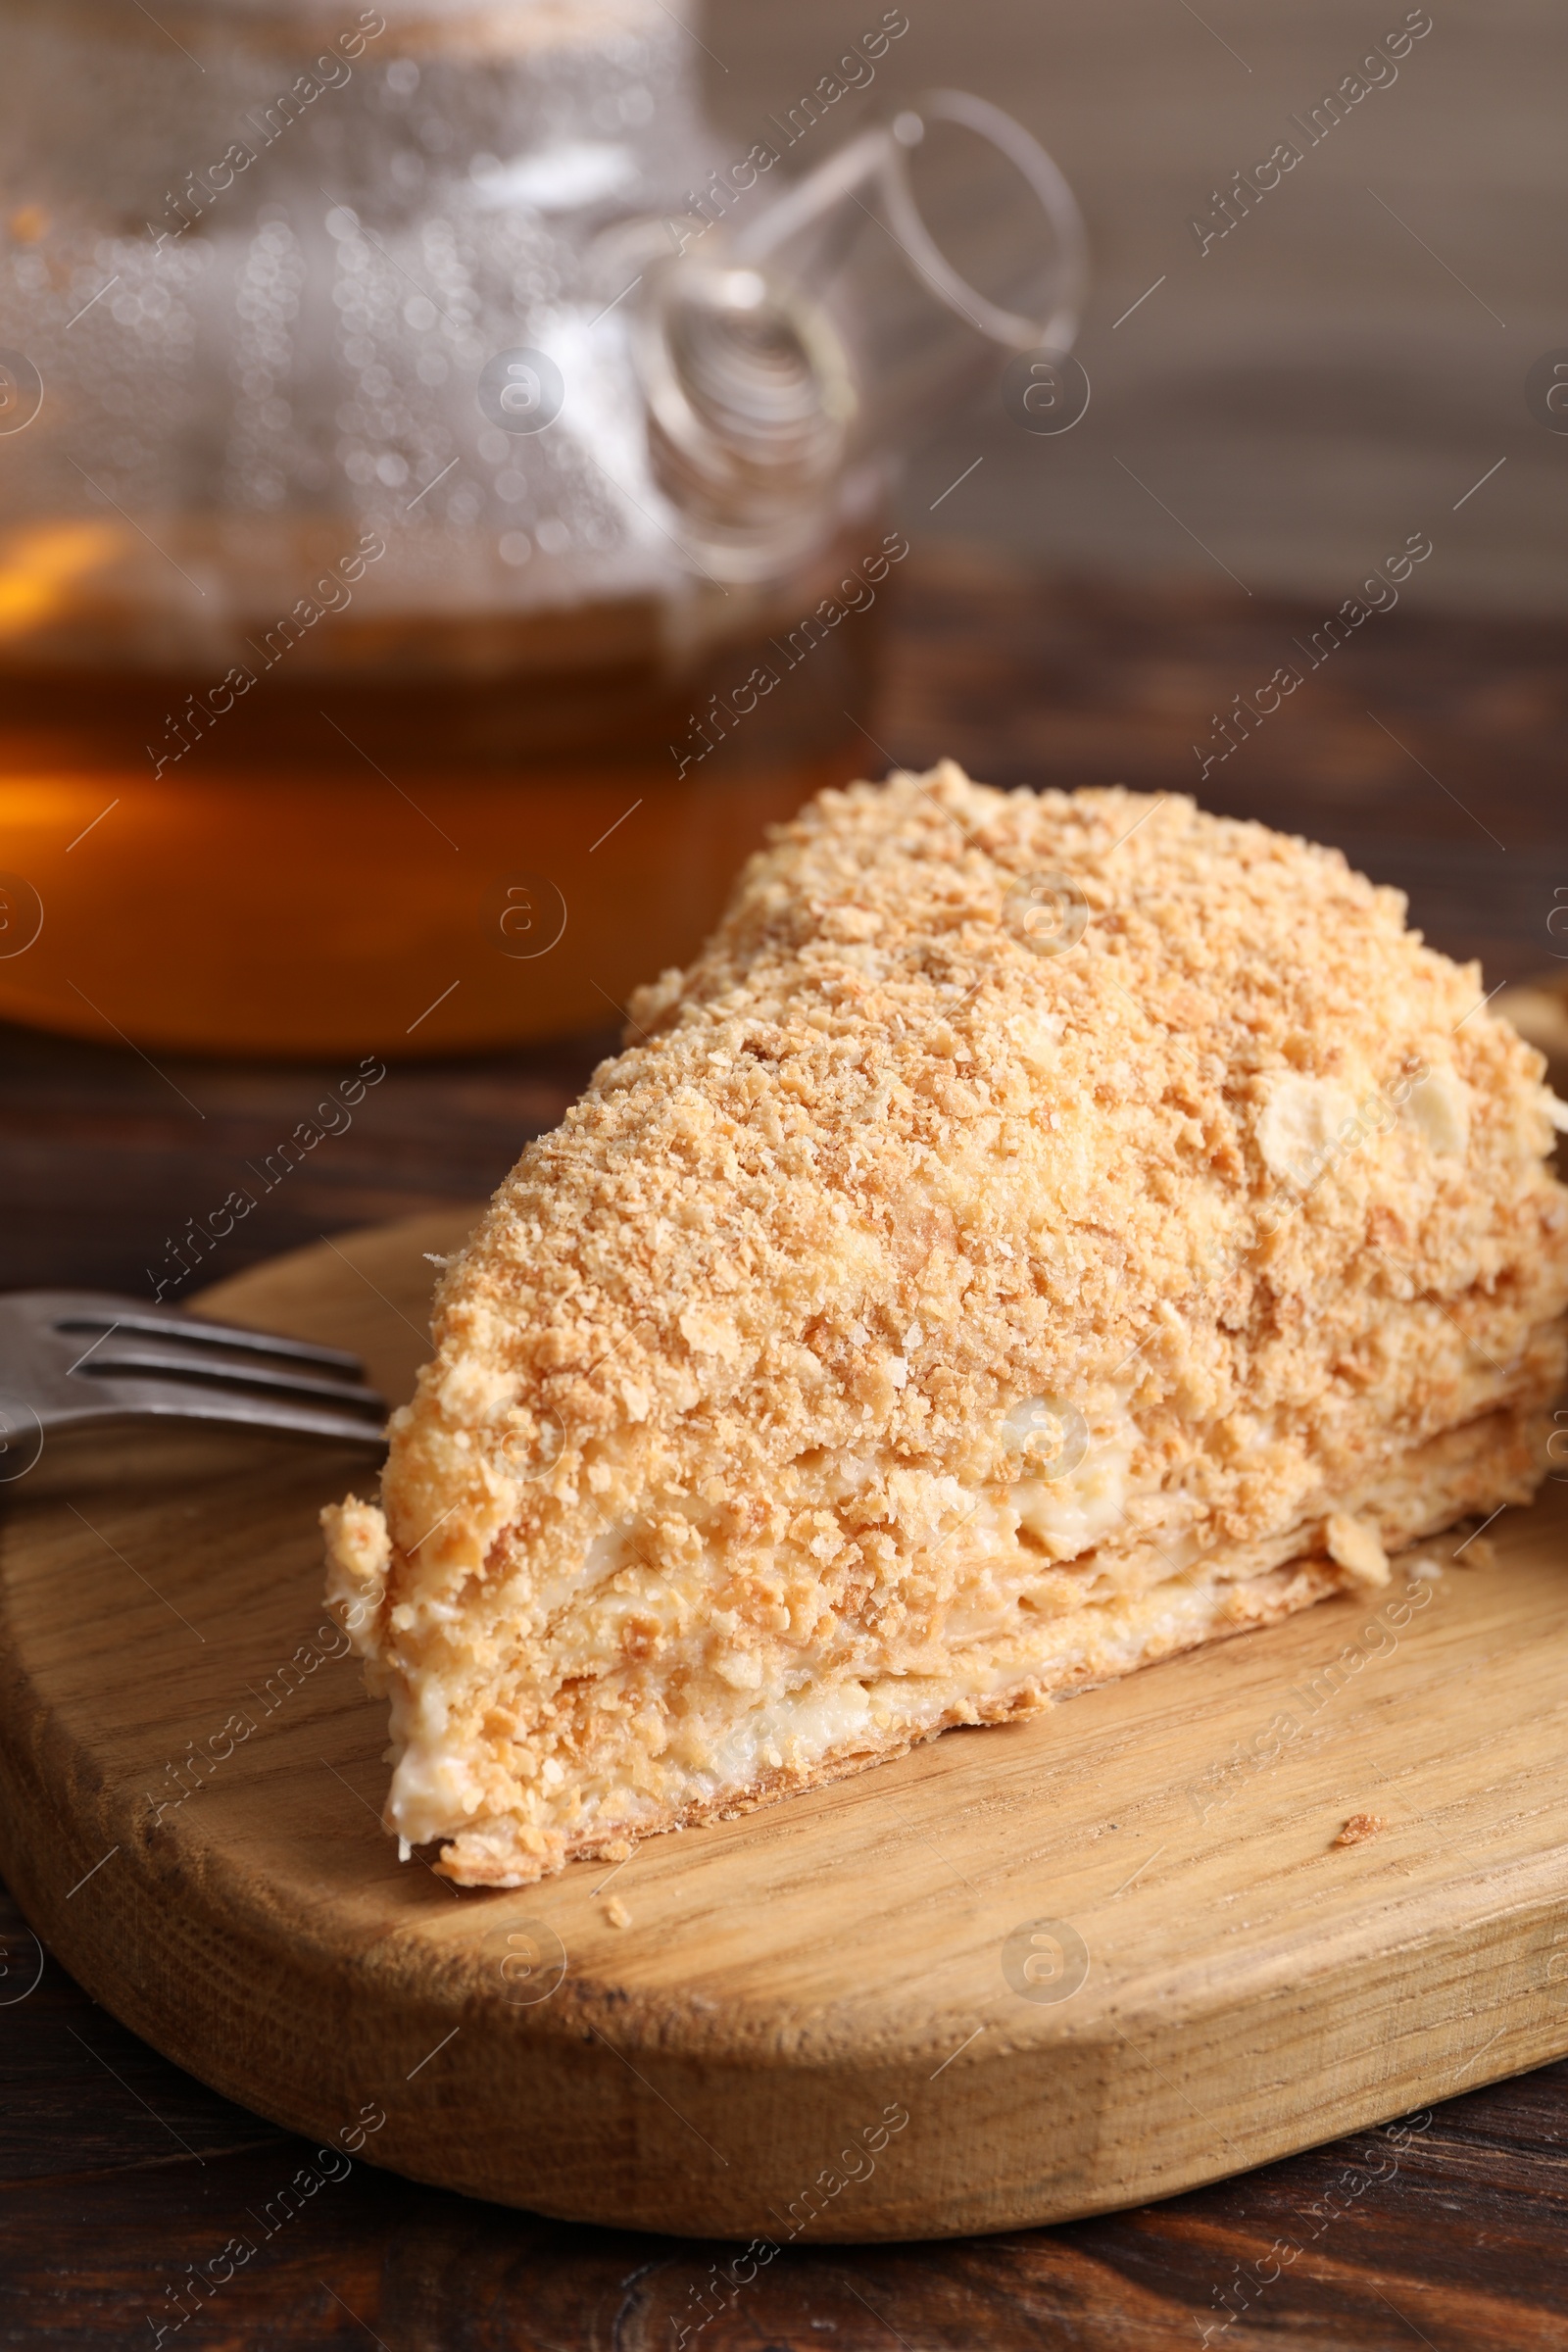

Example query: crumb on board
[1451,1532,1498,1569]
[603,1895,631,1929]
[1333,1814,1389,1847]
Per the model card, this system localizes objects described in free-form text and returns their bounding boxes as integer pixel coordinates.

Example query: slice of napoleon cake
[324,763,1568,1886]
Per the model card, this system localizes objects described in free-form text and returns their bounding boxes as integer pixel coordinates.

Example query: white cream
[386,1678,487,1842]
[1012,1434,1133,1558]
[1256,1075,1357,1191]
[1403,1064,1470,1156]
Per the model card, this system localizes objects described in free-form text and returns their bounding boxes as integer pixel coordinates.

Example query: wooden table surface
[3,554,1566,2349]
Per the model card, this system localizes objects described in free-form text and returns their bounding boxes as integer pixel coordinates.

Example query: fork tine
[1,1289,390,1449]
[49,1303,364,1373]
[71,1386,388,1446]
[73,1342,384,1408]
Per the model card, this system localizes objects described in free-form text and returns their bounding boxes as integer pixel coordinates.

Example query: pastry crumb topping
[322,764,1568,1886]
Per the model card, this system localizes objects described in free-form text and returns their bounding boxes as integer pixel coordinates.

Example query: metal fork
[0,1291,387,1463]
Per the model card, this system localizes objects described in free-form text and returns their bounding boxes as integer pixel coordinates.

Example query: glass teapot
[0,0,1085,1055]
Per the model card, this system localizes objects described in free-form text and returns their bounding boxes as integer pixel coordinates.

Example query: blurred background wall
[706,0,1564,614]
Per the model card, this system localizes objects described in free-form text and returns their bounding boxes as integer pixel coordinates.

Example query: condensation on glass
[0,0,1084,1054]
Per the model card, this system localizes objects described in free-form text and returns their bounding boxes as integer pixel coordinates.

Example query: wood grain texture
[2,1212,1566,2245]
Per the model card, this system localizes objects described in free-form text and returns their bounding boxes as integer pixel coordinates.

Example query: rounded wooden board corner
[2,1214,1568,2240]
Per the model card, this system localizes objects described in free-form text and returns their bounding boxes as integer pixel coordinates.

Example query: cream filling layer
[380,1417,1166,1848]
[383,1544,1310,1850]
[381,1380,1536,1854]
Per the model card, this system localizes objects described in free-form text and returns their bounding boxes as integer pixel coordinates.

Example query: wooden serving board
[2,1213,1567,2244]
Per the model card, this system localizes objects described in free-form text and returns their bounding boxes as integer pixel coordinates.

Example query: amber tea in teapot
[0,0,1084,1055]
